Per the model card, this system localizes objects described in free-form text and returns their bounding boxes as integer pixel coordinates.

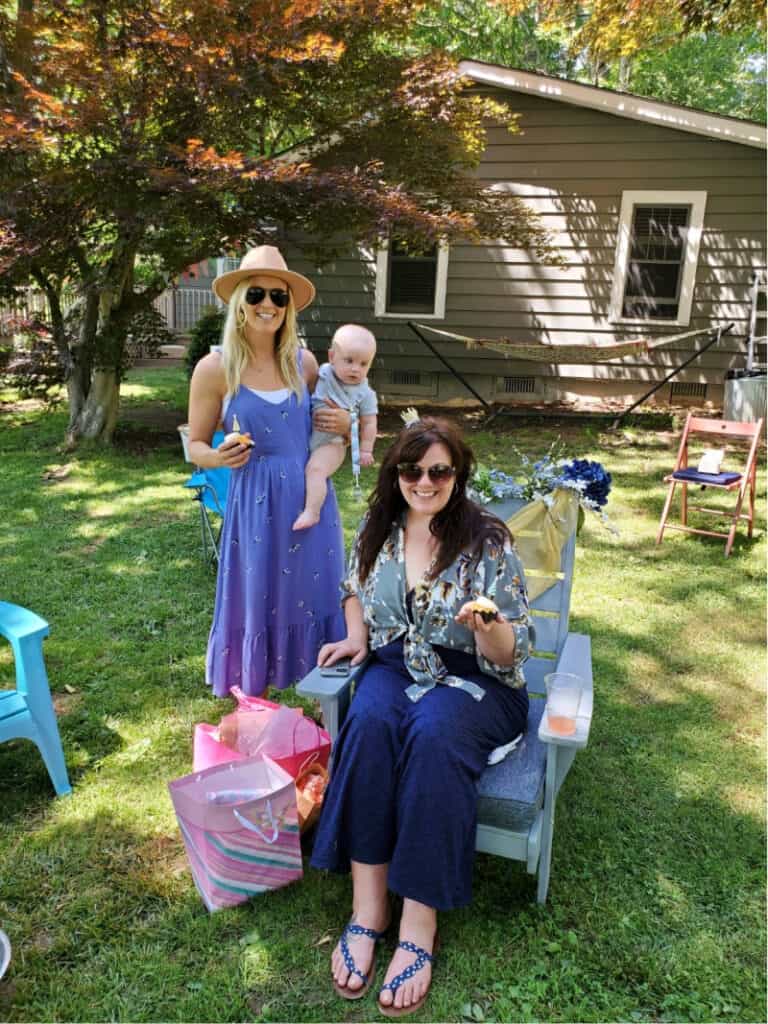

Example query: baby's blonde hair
[220,279,304,399]
[330,323,377,355]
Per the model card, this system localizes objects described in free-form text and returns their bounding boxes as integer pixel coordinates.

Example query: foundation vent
[500,375,537,394]
[381,369,438,397]
[392,370,422,387]
[670,381,707,399]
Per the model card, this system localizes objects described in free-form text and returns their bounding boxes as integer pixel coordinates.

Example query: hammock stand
[406,321,734,428]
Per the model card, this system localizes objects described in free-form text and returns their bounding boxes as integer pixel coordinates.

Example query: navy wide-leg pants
[310,640,528,910]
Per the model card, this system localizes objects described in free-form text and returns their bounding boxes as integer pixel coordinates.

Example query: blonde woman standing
[188,246,347,696]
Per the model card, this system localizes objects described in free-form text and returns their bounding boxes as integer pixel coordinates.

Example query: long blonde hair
[220,279,304,399]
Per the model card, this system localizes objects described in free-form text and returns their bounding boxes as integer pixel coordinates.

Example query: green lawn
[1,368,765,1023]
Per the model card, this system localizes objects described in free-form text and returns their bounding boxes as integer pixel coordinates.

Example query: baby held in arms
[293,324,379,531]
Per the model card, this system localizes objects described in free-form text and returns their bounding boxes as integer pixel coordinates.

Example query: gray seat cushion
[476,698,546,832]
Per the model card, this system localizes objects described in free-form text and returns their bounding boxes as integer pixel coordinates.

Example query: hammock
[412,324,714,364]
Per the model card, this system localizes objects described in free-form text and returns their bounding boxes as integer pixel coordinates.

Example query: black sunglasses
[397,462,456,484]
[245,286,290,308]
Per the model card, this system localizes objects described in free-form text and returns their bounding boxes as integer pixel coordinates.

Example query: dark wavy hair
[356,416,511,583]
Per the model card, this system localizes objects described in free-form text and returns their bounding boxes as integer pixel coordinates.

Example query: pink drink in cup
[544,672,583,736]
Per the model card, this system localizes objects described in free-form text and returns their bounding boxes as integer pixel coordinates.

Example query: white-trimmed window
[374,239,448,319]
[610,190,707,326]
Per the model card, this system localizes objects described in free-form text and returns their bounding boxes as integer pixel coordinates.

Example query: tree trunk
[66,352,92,432]
[14,0,35,77]
[66,368,120,445]
[618,56,632,91]
[65,241,137,446]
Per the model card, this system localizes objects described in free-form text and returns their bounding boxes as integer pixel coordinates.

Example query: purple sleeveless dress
[205,369,345,697]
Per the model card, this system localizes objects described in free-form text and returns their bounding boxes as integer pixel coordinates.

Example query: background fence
[153,287,221,334]
[1,285,219,339]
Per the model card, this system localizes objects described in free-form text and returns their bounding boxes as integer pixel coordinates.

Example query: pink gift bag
[168,755,302,913]
[194,691,331,778]
[192,692,298,773]
[222,704,331,778]
[193,723,246,772]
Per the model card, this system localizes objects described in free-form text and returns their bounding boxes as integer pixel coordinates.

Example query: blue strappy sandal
[333,921,388,1000]
[378,935,440,1018]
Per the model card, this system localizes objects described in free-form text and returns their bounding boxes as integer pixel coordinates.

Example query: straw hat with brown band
[211,245,316,311]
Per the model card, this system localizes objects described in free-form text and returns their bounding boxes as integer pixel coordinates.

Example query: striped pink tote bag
[168,755,302,912]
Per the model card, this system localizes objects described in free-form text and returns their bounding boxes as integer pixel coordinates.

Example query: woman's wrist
[476,621,516,665]
[347,628,368,648]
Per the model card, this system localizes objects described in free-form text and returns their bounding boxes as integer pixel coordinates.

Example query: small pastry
[225,414,254,447]
[466,596,499,623]
[224,431,254,448]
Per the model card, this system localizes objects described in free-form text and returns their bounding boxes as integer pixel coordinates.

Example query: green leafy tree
[604,29,766,122]
[409,2,765,119]
[0,0,554,446]
[403,0,570,75]
[495,0,765,63]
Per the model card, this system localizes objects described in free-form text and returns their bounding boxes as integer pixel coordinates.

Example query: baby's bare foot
[292,509,320,531]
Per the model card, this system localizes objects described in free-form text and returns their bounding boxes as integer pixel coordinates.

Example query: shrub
[186,306,224,378]
[0,301,177,402]
[124,304,176,367]
[0,316,65,405]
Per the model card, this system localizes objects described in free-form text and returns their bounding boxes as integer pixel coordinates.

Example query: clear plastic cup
[544,672,584,736]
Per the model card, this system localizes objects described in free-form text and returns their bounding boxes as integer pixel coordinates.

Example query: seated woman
[311,416,532,1017]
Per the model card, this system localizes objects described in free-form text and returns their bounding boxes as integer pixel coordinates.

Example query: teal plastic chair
[0,601,72,797]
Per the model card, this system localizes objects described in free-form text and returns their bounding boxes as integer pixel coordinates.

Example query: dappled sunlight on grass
[121,382,160,399]
[1,372,765,1022]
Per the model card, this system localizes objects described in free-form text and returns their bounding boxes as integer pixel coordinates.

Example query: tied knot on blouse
[341,516,533,702]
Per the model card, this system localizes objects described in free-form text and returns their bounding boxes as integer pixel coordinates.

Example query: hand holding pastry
[224,430,254,448]
[455,596,503,633]
[217,432,253,468]
[218,414,254,468]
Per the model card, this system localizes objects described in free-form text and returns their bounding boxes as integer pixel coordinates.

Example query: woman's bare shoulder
[191,351,226,384]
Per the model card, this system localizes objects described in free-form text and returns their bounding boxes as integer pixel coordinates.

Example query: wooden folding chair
[656,414,764,557]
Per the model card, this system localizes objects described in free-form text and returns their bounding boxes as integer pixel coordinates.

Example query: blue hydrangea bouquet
[470,442,616,533]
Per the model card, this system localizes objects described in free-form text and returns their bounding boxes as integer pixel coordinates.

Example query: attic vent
[392,370,422,387]
[501,376,536,394]
[670,381,707,398]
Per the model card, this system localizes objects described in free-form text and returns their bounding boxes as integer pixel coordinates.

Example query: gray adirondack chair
[296,498,593,904]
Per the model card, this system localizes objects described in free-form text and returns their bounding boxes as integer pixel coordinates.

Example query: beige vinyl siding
[289,90,765,404]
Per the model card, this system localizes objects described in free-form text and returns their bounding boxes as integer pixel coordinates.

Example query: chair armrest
[296,658,370,742]
[537,632,593,750]
[0,601,49,644]
[296,658,368,702]
[184,471,207,490]
[184,473,226,517]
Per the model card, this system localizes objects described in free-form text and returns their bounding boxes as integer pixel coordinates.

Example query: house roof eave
[460,60,767,150]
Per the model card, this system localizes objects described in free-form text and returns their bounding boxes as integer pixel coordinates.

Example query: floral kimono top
[341,517,533,703]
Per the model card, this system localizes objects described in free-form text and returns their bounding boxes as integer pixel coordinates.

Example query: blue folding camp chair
[184,430,230,567]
